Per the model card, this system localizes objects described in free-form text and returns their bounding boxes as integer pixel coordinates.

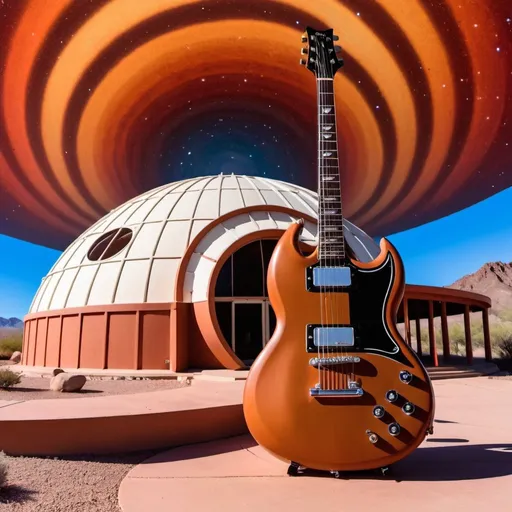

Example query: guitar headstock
[299,27,344,78]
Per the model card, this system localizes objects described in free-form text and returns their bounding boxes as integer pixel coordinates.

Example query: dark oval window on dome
[87,227,133,261]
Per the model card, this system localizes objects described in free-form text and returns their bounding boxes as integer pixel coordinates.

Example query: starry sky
[0,0,511,250]
[0,1,511,317]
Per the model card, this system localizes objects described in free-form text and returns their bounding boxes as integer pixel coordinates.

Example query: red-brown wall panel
[27,319,38,366]
[60,315,81,368]
[34,318,48,366]
[45,317,62,367]
[80,314,107,369]
[141,312,170,370]
[21,321,30,365]
[107,313,137,369]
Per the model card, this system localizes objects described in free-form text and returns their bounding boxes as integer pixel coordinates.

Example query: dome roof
[29,174,380,313]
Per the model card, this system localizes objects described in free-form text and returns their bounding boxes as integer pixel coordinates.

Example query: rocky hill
[448,261,512,312]
[0,317,23,329]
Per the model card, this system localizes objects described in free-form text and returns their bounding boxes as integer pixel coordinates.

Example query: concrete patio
[119,376,512,512]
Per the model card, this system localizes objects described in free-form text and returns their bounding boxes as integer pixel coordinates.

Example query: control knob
[388,423,401,436]
[385,390,398,403]
[402,402,415,415]
[373,405,385,419]
[399,370,413,384]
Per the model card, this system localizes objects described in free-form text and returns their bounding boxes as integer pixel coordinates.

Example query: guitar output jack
[366,430,379,444]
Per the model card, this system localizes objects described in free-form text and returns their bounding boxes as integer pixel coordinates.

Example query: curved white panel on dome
[30,174,380,313]
[185,212,317,303]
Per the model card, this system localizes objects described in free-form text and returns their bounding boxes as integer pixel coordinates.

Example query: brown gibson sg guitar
[243,27,435,476]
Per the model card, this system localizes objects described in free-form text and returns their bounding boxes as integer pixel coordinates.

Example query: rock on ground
[49,373,87,392]
[9,352,21,363]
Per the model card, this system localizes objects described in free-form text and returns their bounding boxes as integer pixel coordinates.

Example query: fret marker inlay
[322,107,332,114]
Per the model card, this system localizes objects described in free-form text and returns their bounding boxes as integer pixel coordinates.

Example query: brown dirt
[0,374,188,401]
[0,451,158,511]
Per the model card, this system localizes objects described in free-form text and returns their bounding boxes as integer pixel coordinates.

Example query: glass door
[232,300,265,364]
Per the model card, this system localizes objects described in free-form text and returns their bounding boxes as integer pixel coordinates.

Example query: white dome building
[22,174,380,371]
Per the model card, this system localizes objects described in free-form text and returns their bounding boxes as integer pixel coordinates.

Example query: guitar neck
[316,77,345,264]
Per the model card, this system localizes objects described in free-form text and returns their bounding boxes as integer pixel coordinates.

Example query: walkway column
[428,300,439,367]
[441,301,450,360]
[415,317,422,357]
[463,304,473,365]
[482,307,492,362]
[403,298,411,346]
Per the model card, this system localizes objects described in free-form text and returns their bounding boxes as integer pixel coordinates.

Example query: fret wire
[317,77,345,260]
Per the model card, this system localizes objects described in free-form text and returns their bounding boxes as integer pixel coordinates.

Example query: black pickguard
[305,254,413,367]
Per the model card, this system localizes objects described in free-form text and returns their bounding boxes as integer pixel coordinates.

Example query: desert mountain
[447,261,512,312]
[0,317,23,328]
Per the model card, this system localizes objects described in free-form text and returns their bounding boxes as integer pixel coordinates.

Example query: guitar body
[243,222,435,472]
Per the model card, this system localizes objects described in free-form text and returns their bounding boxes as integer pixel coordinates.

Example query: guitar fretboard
[317,78,345,264]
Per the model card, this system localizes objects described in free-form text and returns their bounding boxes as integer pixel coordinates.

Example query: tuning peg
[301,35,307,43]
[300,48,308,55]
[299,58,307,66]
[333,35,339,41]
[334,45,342,52]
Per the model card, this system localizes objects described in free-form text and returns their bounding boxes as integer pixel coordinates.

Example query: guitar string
[328,43,347,391]
[320,42,336,392]
[321,42,338,392]
[316,47,325,392]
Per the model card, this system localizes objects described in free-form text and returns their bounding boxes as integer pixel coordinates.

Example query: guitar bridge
[310,380,363,398]
[309,356,360,368]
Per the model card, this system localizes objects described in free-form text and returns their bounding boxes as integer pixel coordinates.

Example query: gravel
[0,375,188,401]
[0,451,158,511]
[0,371,188,510]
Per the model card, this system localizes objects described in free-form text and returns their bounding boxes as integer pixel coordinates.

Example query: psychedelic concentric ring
[0,0,511,249]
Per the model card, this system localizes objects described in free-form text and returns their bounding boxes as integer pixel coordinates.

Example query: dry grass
[0,452,8,488]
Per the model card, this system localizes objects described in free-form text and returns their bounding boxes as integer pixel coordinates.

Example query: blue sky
[0,186,511,319]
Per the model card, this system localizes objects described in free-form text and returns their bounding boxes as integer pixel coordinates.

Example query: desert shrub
[497,308,512,323]
[0,335,22,359]
[0,452,7,488]
[498,337,512,359]
[0,368,21,388]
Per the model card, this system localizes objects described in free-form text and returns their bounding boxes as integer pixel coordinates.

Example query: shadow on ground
[137,434,512,483]
[1,388,103,395]
[394,443,512,481]
[0,485,38,504]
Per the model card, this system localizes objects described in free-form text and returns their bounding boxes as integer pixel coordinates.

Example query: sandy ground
[0,451,159,512]
[0,375,188,511]
[0,372,188,401]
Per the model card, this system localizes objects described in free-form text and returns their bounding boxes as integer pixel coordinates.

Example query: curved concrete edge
[118,377,512,512]
[0,381,247,456]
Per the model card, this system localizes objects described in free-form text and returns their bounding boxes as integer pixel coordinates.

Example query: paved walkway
[119,377,512,512]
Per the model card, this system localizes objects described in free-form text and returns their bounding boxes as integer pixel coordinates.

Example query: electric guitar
[243,27,435,474]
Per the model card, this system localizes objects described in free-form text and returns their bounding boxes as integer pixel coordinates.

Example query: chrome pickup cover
[312,266,351,287]
[313,326,355,348]
[309,356,360,367]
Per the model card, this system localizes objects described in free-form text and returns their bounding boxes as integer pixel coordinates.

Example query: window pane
[215,256,233,297]
[261,239,278,297]
[215,302,232,346]
[234,303,263,362]
[233,241,263,296]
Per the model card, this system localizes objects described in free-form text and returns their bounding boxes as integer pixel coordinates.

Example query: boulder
[50,372,86,392]
[10,351,22,363]
[52,368,65,377]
